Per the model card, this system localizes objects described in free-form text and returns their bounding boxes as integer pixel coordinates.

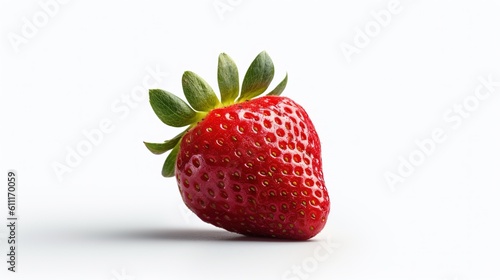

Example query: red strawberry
[145,51,329,240]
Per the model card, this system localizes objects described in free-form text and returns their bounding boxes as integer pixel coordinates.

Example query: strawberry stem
[145,51,288,177]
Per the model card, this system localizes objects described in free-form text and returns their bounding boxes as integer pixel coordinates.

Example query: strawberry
[145,51,329,240]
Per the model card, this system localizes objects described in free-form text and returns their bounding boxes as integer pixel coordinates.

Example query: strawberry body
[145,51,330,240]
[176,96,329,239]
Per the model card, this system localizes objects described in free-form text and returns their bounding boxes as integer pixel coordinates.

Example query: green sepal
[218,53,240,105]
[149,89,201,127]
[267,73,288,96]
[182,71,220,111]
[162,144,180,177]
[238,51,275,102]
[144,142,172,155]
[146,51,290,180]
[144,128,188,155]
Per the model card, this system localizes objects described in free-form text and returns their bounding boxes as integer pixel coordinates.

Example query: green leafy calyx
[145,51,288,177]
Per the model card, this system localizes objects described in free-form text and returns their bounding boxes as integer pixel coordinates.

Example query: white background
[1,0,500,279]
